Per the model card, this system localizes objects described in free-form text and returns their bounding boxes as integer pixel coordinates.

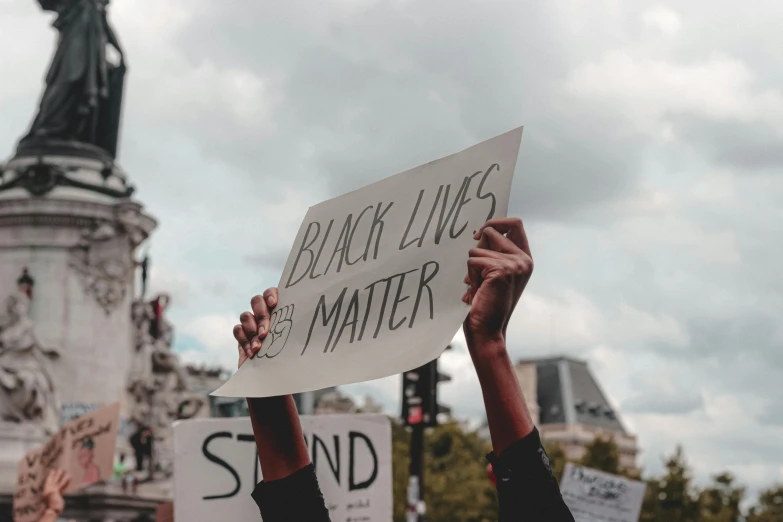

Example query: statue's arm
[102,13,125,65]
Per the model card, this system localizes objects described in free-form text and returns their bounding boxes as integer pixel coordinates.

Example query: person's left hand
[42,469,71,515]
[232,288,279,368]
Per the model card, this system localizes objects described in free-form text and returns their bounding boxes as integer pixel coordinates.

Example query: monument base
[0,423,49,493]
[0,480,170,522]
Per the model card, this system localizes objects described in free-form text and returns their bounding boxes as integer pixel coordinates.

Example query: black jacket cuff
[251,463,331,521]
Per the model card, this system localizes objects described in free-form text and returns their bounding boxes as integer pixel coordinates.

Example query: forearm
[468,335,535,455]
[246,395,311,481]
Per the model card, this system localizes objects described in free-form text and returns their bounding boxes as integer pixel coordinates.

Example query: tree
[697,472,745,522]
[391,418,498,522]
[580,436,620,475]
[391,420,411,522]
[640,446,699,522]
[746,485,783,522]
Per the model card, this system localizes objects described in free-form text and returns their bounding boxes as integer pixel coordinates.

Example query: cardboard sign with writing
[174,414,392,521]
[214,128,523,397]
[13,403,121,522]
[560,463,647,522]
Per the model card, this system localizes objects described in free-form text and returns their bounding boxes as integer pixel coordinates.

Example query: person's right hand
[232,288,279,369]
[462,218,533,344]
[42,469,70,515]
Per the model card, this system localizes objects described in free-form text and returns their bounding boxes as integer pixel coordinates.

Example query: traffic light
[401,346,451,427]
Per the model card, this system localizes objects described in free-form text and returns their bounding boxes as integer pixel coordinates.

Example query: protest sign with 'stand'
[13,403,121,522]
[215,128,523,397]
[174,414,392,522]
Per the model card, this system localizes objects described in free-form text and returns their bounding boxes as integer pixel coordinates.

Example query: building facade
[515,357,639,474]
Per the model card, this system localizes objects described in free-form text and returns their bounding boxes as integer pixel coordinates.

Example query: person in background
[114,453,137,493]
[130,426,153,472]
[38,469,70,522]
[232,218,576,521]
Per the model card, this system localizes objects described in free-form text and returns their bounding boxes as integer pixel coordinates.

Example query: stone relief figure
[127,293,203,476]
[70,222,135,315]
[0,269,60,434]
[19,0,126,160]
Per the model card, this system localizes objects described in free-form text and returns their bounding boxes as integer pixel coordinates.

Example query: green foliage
[391,419,497,522]
[640,446,700,522]
[580,436,621,475]
[391,417,778,522]
[697,472,745,522]
[746,485,783,522]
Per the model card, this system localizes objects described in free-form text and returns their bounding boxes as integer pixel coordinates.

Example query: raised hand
[232,288,278,369]
[42,469,71,515]
[462,218,533,343]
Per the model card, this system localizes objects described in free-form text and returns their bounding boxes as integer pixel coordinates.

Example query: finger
[251,295,271,339]
[466,257,492,304]
[469,247,506,259]
[263,287,279,308]
[476,218,531,257]
[233,324,252,358]
[467,256,500,276]
[483,227,521,254]
[240,311,258,342]
[61,474,71,492]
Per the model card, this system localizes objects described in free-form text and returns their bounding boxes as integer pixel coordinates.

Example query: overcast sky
[2,0,781,500]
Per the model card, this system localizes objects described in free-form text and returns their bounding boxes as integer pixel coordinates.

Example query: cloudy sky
[2,0,782,500]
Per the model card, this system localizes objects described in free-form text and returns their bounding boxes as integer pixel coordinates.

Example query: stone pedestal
[0,153,157,499]
[0,424,49,492]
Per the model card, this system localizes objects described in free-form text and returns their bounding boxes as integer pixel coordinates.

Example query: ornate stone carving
[69,222,134,315]
[127,294,204,477]
[0,269,60,435]
[0,159,134,198]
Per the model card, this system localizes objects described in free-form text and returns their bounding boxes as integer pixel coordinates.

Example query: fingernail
[243,344,252,356]
[251,338,261,350]
[267,296,277,307]
[258,326,266,336]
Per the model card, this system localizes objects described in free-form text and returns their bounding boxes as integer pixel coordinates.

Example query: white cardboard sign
[214,128,523,397]
[174,414,392,522]
[560,463,647,522]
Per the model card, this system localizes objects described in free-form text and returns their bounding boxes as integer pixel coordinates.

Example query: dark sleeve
[487,428,575,522]
[251,464,331,522]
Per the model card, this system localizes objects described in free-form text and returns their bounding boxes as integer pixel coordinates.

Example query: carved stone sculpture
[127,293,203,477]
[69,222,135,315]
[0,270,60,435]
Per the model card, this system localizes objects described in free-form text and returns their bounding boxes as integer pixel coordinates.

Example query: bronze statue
[18,0,126,161]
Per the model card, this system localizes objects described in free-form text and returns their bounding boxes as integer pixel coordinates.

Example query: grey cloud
[170,0,647,222]
[672,116,783,172]
[623,391,704,415]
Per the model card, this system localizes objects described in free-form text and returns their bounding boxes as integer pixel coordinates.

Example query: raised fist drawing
[262,304,294,358]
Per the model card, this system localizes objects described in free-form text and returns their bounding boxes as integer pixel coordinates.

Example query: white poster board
[560,463,647,522]
[174,414,392,522]
[215,128,523,397]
